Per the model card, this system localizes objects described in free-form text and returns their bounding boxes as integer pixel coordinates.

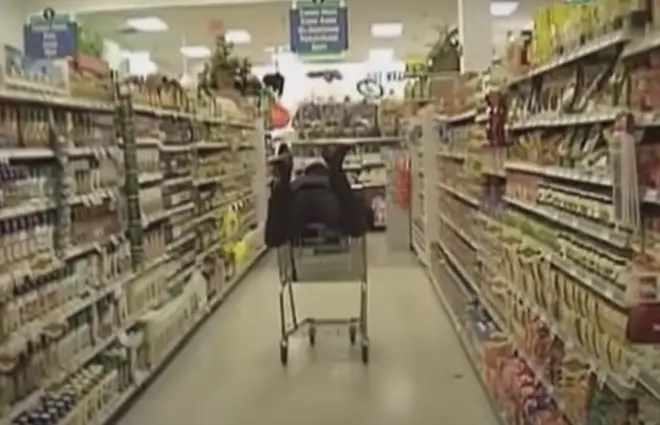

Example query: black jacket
[265,162,366,246]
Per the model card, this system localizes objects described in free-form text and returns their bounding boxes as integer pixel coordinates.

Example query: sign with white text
[289,0,348,56]
[24,9,77,59]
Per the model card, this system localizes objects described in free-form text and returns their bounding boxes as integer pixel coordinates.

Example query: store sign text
[24,12,77,59]
[289,4,348,55]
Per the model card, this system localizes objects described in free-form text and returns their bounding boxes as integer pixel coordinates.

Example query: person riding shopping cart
[265,142,371,365]
[265,143,367,246]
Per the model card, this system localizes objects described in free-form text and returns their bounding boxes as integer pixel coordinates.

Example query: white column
[0,0,27,49]
[458,0,492,72]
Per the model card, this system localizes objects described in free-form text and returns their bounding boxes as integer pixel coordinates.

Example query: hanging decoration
[269,103,291,130]
[356,78,384,100]
[427,24,461,73]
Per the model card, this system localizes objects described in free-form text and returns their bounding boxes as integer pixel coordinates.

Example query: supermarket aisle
[115,237,500,425]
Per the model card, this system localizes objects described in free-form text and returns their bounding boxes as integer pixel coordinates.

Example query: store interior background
[1,0,541,121]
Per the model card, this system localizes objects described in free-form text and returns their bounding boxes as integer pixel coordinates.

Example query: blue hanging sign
[24,8,78,59]
[289,0,348,56]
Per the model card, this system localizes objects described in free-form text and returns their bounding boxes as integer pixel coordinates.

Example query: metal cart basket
[277,226,369,364]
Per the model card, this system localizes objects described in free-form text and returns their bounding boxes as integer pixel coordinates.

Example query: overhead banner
[24,8,77,59]
[289,0,348,57]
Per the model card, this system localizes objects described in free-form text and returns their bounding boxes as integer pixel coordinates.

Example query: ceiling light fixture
[368,48,394,62]
[264,45,289,54]
[490,1,519,17]
[180,46,211,58]
[225,29,251,44]
[122,51,150,60]
[126,17,168,32]
[371,23,403,38]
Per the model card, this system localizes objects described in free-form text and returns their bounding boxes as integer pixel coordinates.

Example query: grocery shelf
[504,196,631,249]
[438,212,477,250]
[439,241,592,425]
[0,147,56,159]
[506,28,629,86]
[290,136,403,145]
[549,254,626,307]
[410,35,660,419]
[425,253,507,425]
[437,182,479,208]
[86,247,266,425]
[0,69,267,425]
[505,162,613,189]
[507,110,623,130]
[622,27,660,58]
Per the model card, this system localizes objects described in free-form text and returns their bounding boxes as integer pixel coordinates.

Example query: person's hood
[291,170,329,191]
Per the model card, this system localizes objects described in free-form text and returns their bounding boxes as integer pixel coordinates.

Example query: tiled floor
[116,237,500,425]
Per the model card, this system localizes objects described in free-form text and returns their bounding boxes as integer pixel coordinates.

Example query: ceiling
[78,0,545,74]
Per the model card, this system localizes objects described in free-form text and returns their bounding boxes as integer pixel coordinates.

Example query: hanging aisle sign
[24,8,78,59]
[289,0,348,57]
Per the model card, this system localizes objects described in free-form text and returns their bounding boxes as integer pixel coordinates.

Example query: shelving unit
[0,76,267,425]
[411,11,660,425]
[408,116,426,261]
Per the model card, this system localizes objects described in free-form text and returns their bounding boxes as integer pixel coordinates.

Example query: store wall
[25,0,273,14]
[252,55,407,112]
[1,0,27,50]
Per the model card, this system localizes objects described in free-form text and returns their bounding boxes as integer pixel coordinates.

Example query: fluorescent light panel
[264,45,289,53]
[122,51,150,60]
[225,29,251,44]
[180,46,211,58]
[490,1,519,17]
[371,22,402,38]
[126,17,168,32]
[368,48,394,62]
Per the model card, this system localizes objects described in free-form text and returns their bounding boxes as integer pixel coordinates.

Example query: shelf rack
[0,77,267,425]
[410,19,660,425]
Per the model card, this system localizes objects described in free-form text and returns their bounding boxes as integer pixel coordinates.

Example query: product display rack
[287,98,403,230]
[0,76,267,425]
[410,11,660,425]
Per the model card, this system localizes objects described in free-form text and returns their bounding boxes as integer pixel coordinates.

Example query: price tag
[114,282,124,300]
[627,364,640,381]
[404,57,427,78]
[603,287,614,300]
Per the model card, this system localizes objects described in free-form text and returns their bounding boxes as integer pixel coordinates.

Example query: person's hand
[322,143,353,169]
[270,143,293,186]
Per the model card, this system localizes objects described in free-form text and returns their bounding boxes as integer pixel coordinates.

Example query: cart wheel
[280,342,288,365]
[308,326,316,346]
[361,343,369,364]
[348,326,357,345]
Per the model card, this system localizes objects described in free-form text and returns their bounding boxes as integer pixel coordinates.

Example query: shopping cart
[277,224,369,365]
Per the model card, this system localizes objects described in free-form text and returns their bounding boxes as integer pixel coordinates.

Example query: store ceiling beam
[26,0,288,15]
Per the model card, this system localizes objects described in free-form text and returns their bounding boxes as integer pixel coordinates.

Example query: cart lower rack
[277,230,369,364]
